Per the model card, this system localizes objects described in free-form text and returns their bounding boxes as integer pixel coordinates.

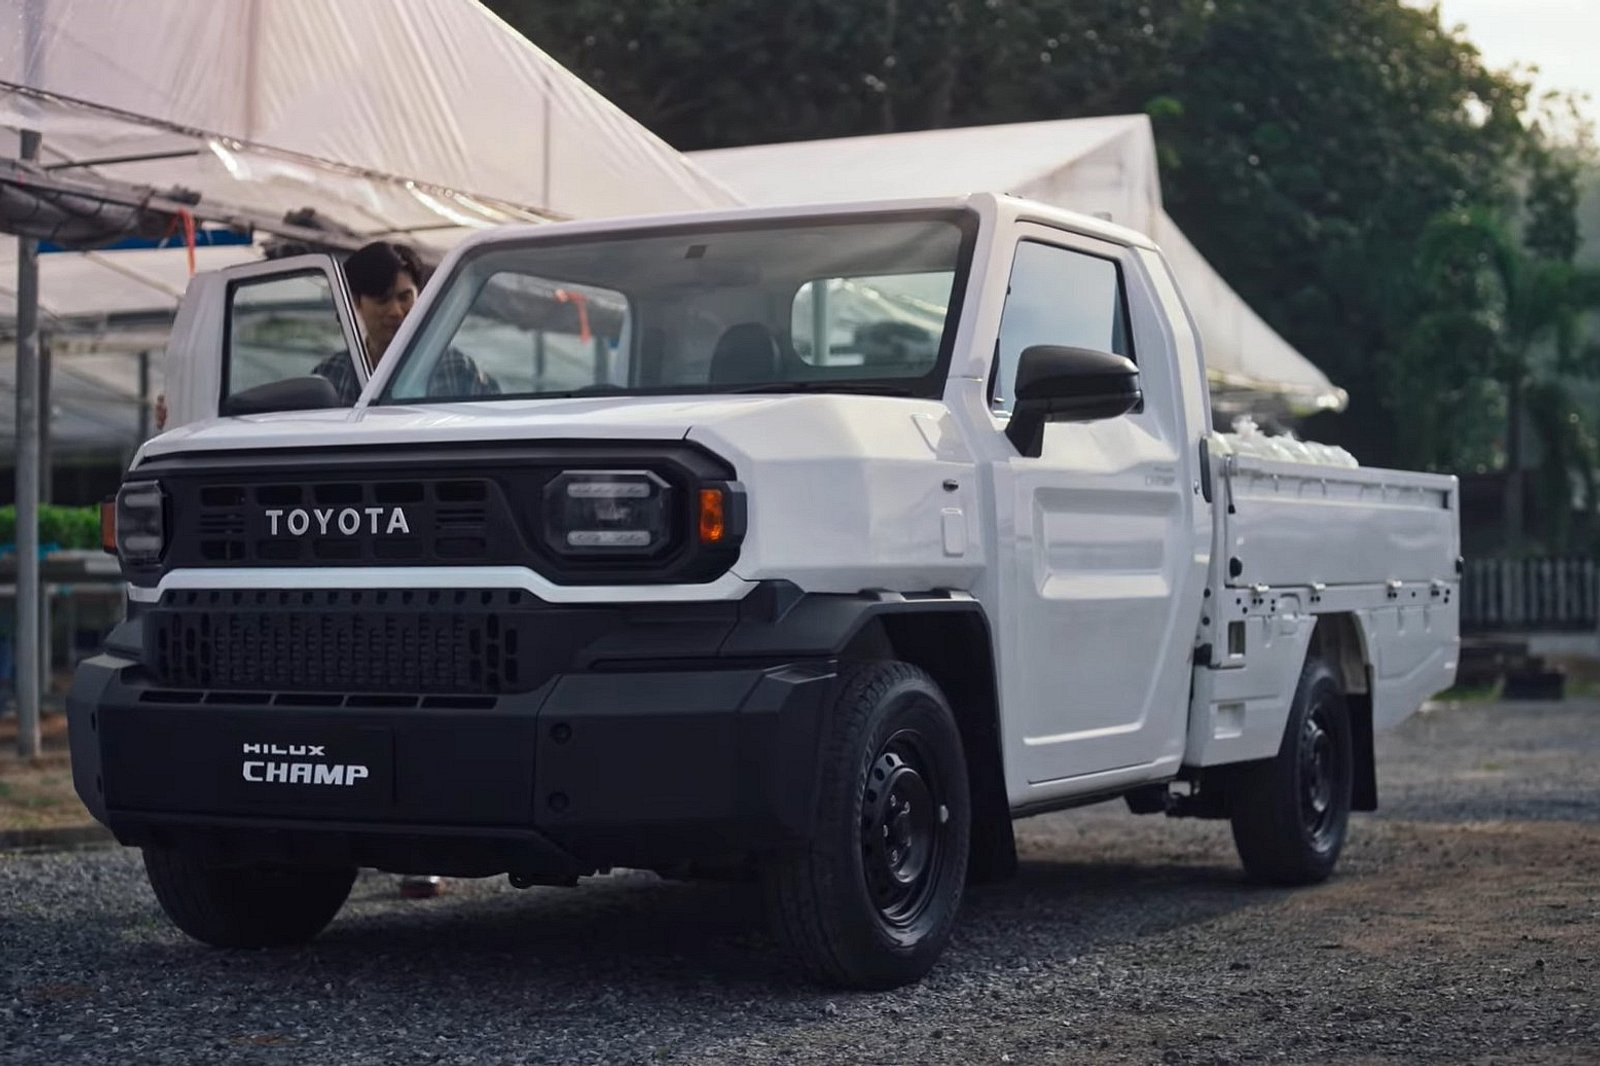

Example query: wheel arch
[1310,613,1377,812]
[842,605,1016,882]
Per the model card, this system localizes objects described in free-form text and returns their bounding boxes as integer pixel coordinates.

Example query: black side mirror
[221,375,345,417]
[1004,345,1141,457]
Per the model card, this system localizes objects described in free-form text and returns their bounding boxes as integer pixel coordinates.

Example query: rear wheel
[764,661,970,989]
[1228,656,1353,885]
[142,847,356,948]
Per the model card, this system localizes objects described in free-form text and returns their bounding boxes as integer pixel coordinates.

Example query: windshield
[380,210,976,403]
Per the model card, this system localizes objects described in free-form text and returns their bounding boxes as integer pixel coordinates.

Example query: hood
[137,394,805,461]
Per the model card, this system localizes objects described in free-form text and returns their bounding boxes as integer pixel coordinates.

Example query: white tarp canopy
[0,244,253,456]
[1,0,740,458]
[690,115,1346,416]
[1,0,736,239]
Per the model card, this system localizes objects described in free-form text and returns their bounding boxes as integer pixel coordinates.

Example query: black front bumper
[68,653,835,878]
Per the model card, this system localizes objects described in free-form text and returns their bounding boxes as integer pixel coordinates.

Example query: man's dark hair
[342,241,426,300]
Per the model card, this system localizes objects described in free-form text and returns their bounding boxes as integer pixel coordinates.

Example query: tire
[1228,655,1353,885]
[764,661,971,990]
[142,847,356,948]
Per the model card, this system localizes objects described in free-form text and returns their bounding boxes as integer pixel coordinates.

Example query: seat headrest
[709,322,780,385]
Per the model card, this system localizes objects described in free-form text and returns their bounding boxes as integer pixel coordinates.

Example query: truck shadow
[55,842,1303,1057]
[152,850,1280,994]
[0,836,1315,1062]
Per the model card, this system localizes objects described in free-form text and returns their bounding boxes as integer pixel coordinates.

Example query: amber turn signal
[99,498,117,554]
[698,488,726,544]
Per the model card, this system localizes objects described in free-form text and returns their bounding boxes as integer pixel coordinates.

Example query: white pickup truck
[70,194,1458,989]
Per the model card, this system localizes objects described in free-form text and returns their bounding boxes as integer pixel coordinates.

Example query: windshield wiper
[434,381,920,402]
[499,384,630,399]
[725,381,918,396]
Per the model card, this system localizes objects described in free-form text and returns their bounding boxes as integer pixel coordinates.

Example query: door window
[991,241,1131,412]
[224,271,362,407]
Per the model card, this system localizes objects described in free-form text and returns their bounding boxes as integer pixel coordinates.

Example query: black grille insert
[147,588,540,694]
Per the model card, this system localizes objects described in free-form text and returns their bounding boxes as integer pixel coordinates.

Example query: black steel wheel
[1298,697,1341,851]
[1229,655,1353,885]
[765,660,970,989]
[860,731,948,934]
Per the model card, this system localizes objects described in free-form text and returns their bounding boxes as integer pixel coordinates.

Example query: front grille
[127,442,743,587]
[188,478,492,567]
[147,589,535,694]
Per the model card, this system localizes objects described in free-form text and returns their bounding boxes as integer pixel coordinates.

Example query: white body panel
[1357,596,1460,730]
[688,397,984,595]
[161,269,229,433]
[1184,443,1459,766]
[1221,455,1456,589]
[138,192,1460,815]
[125,565,756,605]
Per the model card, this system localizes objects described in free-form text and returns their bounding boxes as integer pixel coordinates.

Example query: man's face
[354,270,419,361]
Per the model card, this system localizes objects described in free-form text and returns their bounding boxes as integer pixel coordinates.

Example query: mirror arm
[1004,404,1048,458]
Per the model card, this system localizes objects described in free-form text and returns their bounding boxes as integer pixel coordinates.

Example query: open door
[162,255,366,430]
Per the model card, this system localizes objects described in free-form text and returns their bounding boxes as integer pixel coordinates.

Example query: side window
[791,272,953,373]
[225,271,360,406]
[991,241,1131,412]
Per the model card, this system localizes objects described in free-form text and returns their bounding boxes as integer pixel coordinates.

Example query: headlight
[543,470,671,556]
[115,480,166,564]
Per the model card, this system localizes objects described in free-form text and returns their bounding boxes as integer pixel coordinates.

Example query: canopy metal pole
[39,332,53,694]
[812,282,830,366]
[14,127,43,757]
[39,334,51,505]
[137,350,151,441]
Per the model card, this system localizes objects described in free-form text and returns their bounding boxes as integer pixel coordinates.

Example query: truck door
[162,255,366,430]
[988,226,1209,786]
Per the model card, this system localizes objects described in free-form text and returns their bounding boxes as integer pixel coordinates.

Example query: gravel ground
[3,697,1597,1065]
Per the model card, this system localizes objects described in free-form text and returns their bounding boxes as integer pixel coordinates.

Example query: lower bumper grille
[147,589,531,694]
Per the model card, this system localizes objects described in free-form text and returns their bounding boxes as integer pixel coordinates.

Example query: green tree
[490,0,1583,483]
[492,0,1199,149]
[1144,0,1545,469]
[1404,205,1600,550]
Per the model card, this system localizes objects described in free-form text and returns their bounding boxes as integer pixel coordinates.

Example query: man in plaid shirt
[314,340,500,402]
[315,241,500,401]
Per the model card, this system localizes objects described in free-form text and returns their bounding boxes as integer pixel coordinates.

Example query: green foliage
[1145,0,1552,470]
[0,505,103,552]
[1525,142,1584,263]
[494,0,1200,149]
[1400,202,1600,549]
[491,0,1594,518]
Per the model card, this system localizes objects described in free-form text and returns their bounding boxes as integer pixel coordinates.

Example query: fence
[1460,558,1600,633]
